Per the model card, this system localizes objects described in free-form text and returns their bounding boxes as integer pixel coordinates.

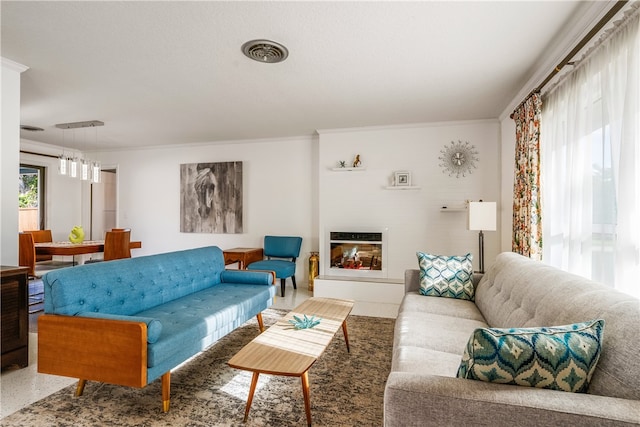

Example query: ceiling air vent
[241,39,288,64]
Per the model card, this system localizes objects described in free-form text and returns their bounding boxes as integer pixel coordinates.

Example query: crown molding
[499,1,617,121]
[316,118,499,136]
[1,57,29,73]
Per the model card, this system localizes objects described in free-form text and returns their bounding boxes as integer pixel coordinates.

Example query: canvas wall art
[180,161,243,234]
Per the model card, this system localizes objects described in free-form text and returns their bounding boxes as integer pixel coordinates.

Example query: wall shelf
[384,186,421,190]
[331,167,366,171]
[440,206,467,212]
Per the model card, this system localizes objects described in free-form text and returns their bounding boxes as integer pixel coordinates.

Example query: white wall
[318,120,501,279]
[19,120,502,284]
[500,117,516,252]
[92,136,315,283]
[1,58,28,265]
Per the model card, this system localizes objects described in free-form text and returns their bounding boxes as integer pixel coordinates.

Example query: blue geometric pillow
[417,252,474,300]
[456,319,605,393]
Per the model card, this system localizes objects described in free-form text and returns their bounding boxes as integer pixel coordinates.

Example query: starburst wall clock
[438,140,478,178]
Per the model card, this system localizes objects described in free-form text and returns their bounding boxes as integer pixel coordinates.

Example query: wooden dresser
[1,266,29,370]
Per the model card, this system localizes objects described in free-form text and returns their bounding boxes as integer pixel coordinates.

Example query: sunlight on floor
[219,370,271,401]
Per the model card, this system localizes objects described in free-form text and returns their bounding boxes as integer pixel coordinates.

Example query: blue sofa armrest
[77,312,163,344]
[220,270,274,286]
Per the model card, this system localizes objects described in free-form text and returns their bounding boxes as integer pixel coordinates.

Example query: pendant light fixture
[69,155,78,178]
[55,120,104,182]
[58,129,69,176]
[90,125,101,183]
[91,160,101,183]
[58,153,69,176]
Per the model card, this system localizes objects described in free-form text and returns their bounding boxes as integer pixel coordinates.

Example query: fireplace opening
[329,231,383,272]
[330,243,382,270]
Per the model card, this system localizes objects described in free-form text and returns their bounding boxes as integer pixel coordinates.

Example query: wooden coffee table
[228,297,354,426]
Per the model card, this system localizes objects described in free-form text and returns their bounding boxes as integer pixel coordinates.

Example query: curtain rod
[510,0,628,119]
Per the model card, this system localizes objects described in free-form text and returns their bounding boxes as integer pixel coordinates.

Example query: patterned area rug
[3,309,394,426]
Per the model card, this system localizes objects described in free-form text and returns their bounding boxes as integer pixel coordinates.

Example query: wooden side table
[223,248,264,270]
[1,266,29,370]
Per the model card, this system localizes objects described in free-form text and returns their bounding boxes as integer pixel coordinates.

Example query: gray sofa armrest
[384,372,640,426]
[404,269,483,294]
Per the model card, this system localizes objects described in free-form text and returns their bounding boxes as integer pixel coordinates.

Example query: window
[19,164,45,231]
[541,12,640,298]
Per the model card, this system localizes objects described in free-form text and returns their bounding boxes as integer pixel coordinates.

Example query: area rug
[3,309,394,426]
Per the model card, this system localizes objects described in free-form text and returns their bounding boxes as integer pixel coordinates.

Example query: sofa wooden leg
[291,275,297,290]
[75,379,86,396]
[280,278,286,297]
[256,312,265,333]
[162,372,170,412]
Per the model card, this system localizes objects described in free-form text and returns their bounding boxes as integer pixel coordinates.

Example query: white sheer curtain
[542,9,640,298]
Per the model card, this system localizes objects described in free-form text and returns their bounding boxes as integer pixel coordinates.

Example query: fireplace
[324,229,388,278]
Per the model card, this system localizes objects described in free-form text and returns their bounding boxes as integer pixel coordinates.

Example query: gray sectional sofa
[384,251,640,426]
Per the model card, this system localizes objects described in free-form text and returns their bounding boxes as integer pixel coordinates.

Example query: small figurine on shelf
[352,154,361,168]
[338,160,347,168]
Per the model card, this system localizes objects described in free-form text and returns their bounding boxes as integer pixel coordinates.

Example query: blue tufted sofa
[37,246,276,412]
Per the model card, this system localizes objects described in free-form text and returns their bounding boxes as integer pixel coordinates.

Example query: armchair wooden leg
[291,275,297,290]
[162,372,171,412]
[280,278,286,297]
[256,312,265,333]
[75,379,87,396]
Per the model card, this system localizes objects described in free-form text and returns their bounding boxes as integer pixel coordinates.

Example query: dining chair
[24,229,75,274]
[247,235,302,297]
[103,229,132,261]
[23,229,53,262]
[18,232,37,278]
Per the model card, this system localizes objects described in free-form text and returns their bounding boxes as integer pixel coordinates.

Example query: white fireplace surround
[322,227,389,279]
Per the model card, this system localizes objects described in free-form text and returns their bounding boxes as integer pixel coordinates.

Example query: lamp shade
[468,202,496,231]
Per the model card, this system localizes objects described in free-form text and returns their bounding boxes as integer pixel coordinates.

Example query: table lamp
[468,201,496,273]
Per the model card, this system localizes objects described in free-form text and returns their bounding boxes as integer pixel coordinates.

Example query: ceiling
[3,1,588,151]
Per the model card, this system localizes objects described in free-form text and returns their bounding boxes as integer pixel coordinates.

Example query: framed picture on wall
[394,171,411,186]
[180,161,243,234]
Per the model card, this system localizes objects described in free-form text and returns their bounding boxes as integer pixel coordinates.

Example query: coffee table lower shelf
[228,297,354,426]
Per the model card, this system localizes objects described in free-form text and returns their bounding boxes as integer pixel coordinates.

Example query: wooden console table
[223,247,263,270]
[1,266,29,370]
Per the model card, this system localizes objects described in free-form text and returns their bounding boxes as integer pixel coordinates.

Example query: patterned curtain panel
[512,93,542,260]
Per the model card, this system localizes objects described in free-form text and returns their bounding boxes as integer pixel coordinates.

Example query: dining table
[34,240,142,264]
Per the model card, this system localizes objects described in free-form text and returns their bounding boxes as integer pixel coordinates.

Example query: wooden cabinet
[1,266,29,370]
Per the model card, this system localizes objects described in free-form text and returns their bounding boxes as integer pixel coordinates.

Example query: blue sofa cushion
[139,282,276,371]
[247,260,295,279]
[43,246,225,316]
[76,312,163,343]
[220,269,274,285]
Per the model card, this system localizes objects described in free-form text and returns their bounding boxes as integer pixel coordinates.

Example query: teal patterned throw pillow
[417,252,474,300]
[456,319,605,393]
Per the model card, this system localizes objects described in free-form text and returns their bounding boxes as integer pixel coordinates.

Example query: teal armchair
[247,236,302,297]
